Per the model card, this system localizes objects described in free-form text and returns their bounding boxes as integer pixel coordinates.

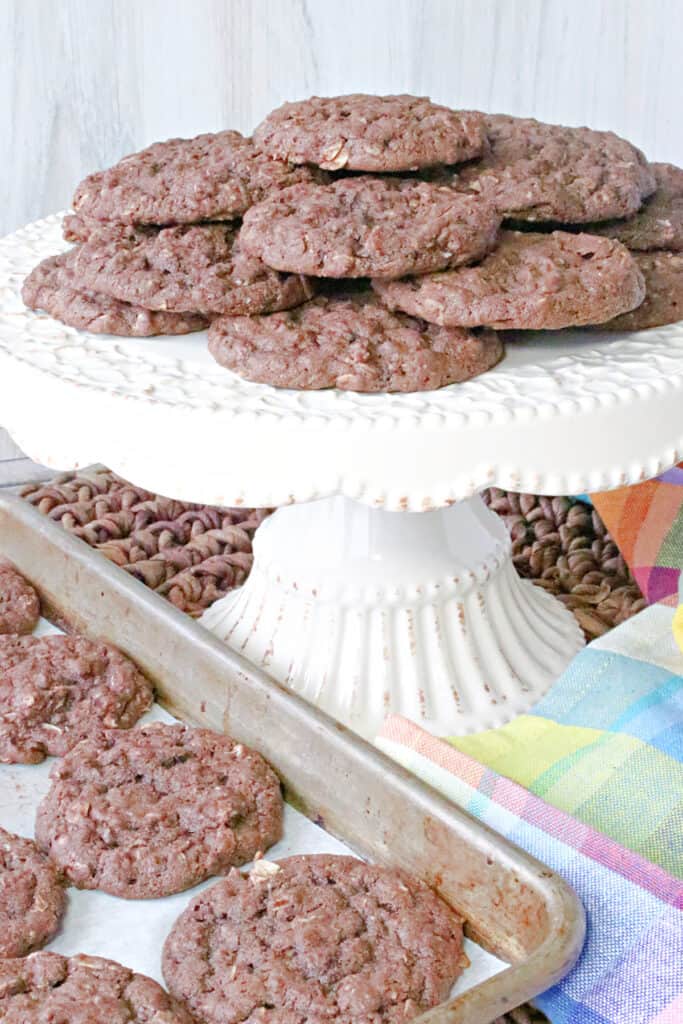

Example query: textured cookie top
[0,564,40,636]
[373,230,646,330]
[35,722,283,898]
[240,177,501,279]
[72,130,324,226]
[597,250,683,331]
[163,854,467,1024]
[0,952,193,1024]
[22,251,209,337]
[74,223,314,315]
[589,163,683,251]
[0,827,66,959]
[208,290,503,392]
[0,634,153,764]
[62,212,91,243]
[254,94,486,171]
[456,115,656,222]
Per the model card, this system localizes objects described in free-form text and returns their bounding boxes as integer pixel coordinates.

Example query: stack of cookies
[22,95,683,394]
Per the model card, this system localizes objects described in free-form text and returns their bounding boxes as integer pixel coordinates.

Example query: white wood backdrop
[2,0,683,481]
[2,0,683,239]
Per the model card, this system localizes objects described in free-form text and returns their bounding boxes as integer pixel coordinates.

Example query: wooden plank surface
[2,0,682,236]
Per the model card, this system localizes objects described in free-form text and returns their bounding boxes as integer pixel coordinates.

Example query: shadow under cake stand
[2,215,683,739]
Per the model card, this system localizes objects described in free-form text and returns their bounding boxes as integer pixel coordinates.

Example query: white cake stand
[2,215,683,738]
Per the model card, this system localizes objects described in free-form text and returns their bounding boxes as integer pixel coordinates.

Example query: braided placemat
[21,470,270,617]
[483,488,646,640]
[21,471,647,1024]
[21,470,645,639]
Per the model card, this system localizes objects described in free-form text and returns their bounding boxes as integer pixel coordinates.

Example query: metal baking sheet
[1,617,505,998]
[0,492,585,1023]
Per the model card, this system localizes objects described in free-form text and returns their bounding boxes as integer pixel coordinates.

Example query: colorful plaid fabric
[591,465,683,606]
[377,605,683,1023]
[450,609,683,877]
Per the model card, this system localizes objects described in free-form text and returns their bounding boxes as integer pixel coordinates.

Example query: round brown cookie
[22,252,209,337]
[596,251,683,330]
[72,130,325,227]
[588,163,683,251]
[254,94,486,172]
[0,634,153,764]
[0,952,193,1024]
[208,290,503,392]
[35,722,283,898]
[163,854,468,1024]
[373,231,645,330]
[74,223,314,315]
[455,115,655,222]
[240,177,501,279]
[0,564,40,635]
[0,827,66,958]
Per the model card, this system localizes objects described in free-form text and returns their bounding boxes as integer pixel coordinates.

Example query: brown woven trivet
[482,488,646,640]
[21,470,645,638]
[22,472,648,1024]
[21,469,270,617]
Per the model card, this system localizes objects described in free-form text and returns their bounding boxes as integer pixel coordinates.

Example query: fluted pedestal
[202,494,584,738]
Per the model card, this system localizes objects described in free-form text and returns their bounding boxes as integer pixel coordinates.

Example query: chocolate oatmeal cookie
[0,827,65,959]
[373,231,645,330]
[0,952,193,1024]
[597,250,683,330]
[240,177,501,278]
[0,634,153,764]
[22,252,209,336]
[163,854,467,1024]
[455,115,655,222]
[0,564,40,635]
[254,94,486,171]
[589,163,683,251]
[208,290,503,392]
[72,130,324,226]
[35,722,283,898]
[74,223,314,315]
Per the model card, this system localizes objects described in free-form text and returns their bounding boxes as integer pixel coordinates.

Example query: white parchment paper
[0,619,507,996]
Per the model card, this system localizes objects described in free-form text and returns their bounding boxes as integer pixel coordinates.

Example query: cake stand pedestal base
[201,494,585,739]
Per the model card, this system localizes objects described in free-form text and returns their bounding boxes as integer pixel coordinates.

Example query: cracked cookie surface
[373,231,645,330]
[0,634,153,765]
[0,952,193,1023]
[0,828,66,959]
[240,177,501,279]
[254,95,486,172]
[455,115,655,222]
[35,722,283,898]
[72,130,324,226]
[589,163,683,251]
[163,854,467,1024]
[208,289,503,392]
[22,251,209,336]
[74,223,314,315]
[596,250,683,330]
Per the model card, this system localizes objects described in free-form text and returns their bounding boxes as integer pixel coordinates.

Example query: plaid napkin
[377,468,683,1024]
[592,466,683,606]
